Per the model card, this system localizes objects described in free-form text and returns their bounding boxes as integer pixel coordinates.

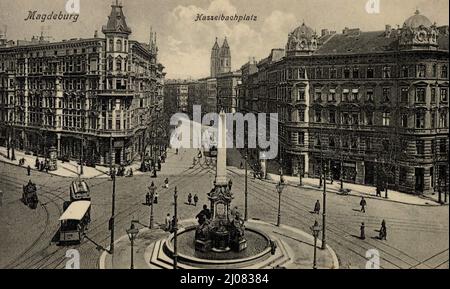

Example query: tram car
[58,200,91,245]
[70,180,91,202]
[22,180,38,209]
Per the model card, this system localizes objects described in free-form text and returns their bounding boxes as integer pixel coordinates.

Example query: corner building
[0,2,165,165]
[239,11,449,195]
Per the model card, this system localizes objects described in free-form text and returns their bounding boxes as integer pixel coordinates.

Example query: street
[0,147,448,269]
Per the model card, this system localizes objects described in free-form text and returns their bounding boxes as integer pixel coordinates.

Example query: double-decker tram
[58,200,91,245]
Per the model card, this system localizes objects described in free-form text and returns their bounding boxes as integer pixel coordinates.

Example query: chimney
[94,30,98,38]
[385,25,392,37]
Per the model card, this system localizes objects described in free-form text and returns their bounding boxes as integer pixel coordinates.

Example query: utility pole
[321,162,327,250]
[109,133,115,254]
[244,149,248,221]
[173,186,178,269]
[80,137,84,175]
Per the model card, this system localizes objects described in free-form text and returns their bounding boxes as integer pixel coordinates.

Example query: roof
[404,10,433,28]
[59,201,91,221]
[102,2,132,35]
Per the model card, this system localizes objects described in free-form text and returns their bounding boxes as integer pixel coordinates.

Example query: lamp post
[276,181,285,227]
[298,157,303,187]
[148,182,156,229]
[311,220,321,269]
[109,167,116,254]
[321,163,328,250]
[244,149,248,221]
[173,186,178,269]
[126,222,139,269]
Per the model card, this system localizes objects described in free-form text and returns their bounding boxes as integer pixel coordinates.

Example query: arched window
[116,39,122,52]
[109,39,114,52]
[116,58,122,71]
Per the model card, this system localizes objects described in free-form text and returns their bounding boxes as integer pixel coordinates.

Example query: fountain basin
[163,225,273,269]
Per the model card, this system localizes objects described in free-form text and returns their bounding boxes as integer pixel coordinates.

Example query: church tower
[210,38,220,77]
[219,37,231,74]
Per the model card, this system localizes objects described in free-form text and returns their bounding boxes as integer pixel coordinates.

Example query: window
[382,88,390,102]
[298,110,305,122]
[401,66,409,78]
[366,89,374,102]
[352,113,359,125]
[353,68,359,79]
[315,91,322,102]
[399,167,408,185]
[299,132,305,145]
[329,110,336,124]
[440,88,448,102]
[432,64,437,77]
[116,58,122,71]
[383,66,391,78]
[316,68,322,79]
[441,65,448,78]
[342,90,349,102]
[382,112,390,126]
[367,67,374,78]
[440,111,448,128]
[415,112,425,128]
[417,64,426,77]
[109,39,114,52]
[431,140,436,154]
[401,114,408,128]
[329,137,335,148]
[431,112,436,129]
[328,90,336,102]
[315,110,322,122]
[315,136,322,148]
[431,87,436,103]
[440,139,447,154]
[351,138,358,149]
[297,88,305,101]
[416,88,426,103]
[344,68,350,79]
[416,140,425,155]
[330,67,337,79]
[366,112,373,125]
[116,39,122,52]
[342,113,350,125]
[401,88,409,103]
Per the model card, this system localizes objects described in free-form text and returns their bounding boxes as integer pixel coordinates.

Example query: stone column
[215,110,228,185]
[57,133,61,157]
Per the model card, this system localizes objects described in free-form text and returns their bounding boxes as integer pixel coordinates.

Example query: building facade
[0,2,165,166]
[163,80,190,116]
[238,11,449,195]
[217,71,242,113]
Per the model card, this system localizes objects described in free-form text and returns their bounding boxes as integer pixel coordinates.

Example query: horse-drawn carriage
[22,180,38,209]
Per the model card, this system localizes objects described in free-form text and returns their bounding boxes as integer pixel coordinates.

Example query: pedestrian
[360,197,367,213]
[314,200,321,214]
[188,193,192,205]
[360,222,366,240]
[376,186,382,197]
[45,164,49,173]
[146,191,150,205]
[240,161,244,169]
[379,220,387,240]
[27,165,31,176]
[176,148,179,155]
[164,178,169,188]
[165,213,172,231]
[193,194,199,206]
[228,179,233,190]
[171,216,177,233]
[35,157,39,169]
[154,192,159,204]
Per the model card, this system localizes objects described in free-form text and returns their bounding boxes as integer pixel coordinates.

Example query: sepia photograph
[0,0,448,280]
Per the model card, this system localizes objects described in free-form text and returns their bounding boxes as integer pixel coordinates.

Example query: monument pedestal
[231,238,248,252]
[195,239,212,253]
[212,230,231,252]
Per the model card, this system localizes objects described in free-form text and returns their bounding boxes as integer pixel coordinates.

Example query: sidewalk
[0,146,144,179]
[227,166,444,207]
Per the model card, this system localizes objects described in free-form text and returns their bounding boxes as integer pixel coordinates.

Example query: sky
[0,0,448,79]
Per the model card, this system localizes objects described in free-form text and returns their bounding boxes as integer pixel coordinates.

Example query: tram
[58,200,91,244]
[22,180,38,209]
[70,179,91,202]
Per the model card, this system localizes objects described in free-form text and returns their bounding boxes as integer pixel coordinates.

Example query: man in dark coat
[27,165,31,176]
[314,200,321,214]
[360,197,367,213]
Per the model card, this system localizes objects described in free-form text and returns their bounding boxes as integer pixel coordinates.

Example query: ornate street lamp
[173,186,178,269]
[298,157,303,187]
[244,149,248,221]
[276,181,285,227]
[311,220,321,269]
[126,222,139,269]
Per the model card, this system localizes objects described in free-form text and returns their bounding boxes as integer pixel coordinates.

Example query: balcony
[97,89,135,97]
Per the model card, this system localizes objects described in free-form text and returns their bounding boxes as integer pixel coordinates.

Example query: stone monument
[195,110,247,253]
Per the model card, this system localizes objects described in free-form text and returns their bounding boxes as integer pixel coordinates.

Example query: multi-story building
[0,2,164,166]
[163,80,190,116]
[217,71,242,113]
[238,10,449,195]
